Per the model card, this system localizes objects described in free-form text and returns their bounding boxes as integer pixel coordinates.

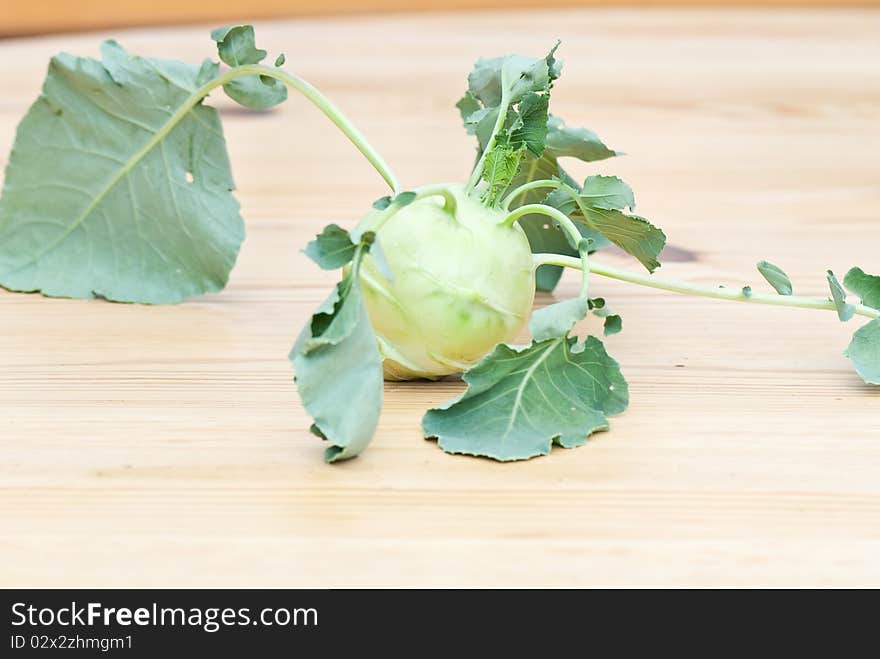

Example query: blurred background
[4,0,878,37]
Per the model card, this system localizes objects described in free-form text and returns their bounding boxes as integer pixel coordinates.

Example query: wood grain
[1,9,879,587]
[5,1,880,38]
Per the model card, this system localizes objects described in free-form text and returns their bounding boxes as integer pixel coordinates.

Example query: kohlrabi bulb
[358,184,535,380]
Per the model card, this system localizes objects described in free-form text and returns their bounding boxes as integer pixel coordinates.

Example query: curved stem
[504,204,590,301]
[502,179,562,211]
[412,184,458,217]
[202,64,400,193]
[533,253,880,320]
[354,184,458,241]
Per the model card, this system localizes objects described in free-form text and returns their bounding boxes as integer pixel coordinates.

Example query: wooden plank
[1,9,879,587]
[4,1,880,38]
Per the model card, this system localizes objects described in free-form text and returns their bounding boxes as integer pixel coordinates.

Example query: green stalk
[534,253,880,320]
[353,184,458,241]
[501,179,562,211]
[504,204,590,300]
[242,65,400,193]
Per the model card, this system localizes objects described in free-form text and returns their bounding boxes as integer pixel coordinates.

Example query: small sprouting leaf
[423,335,628,461]
[603,314,622,336]
[303,224,356,270]
[845,318,880,384]
[393,191,417,207]
[827,270,855,322]
[588,297,605,310]
[0,40,244,303]
[372,195,392,210]
[481,143,524,206]
[210,25,267,66]
[757,260,793,296]
[742,286,752,298]
[529,297,588,342]
[290,250,383,462]
[210,25,287,110]
[274,53,286,67]
[579,175,635,211]
[844,267,880,310]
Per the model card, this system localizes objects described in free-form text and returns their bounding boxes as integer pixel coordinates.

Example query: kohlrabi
[1,26,877,463]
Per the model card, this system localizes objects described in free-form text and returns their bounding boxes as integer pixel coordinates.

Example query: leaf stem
[533,253,880,320]
[501,178,562,211]
[505,204,590,300]
[194,64,400,193]
[353,184,458,241]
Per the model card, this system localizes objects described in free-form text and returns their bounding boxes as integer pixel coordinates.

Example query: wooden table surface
[2,9,879,588]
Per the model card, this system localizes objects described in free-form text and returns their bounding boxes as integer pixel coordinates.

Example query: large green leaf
[290,252,384,462]
[0,40,244,303]
[423,335,628,461]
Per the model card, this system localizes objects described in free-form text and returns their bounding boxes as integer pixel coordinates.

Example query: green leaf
[538,175,663,273]
[543,115,618,163]
[827,270,855,322]
[274,53,286,67]
[210,25,267,66]
[303,224,356,270]
[603,314,622,336]
[535,265,565,292]
[0,40,244,303]
[756,260,793,296]
[844,267,880,310]
[196,58,220,86]
[392,191,417,207]
[481,144,524,206]
[290,252,383,462]
[455,91,482,133]
[529,297,588,342]
[578,175,635,211]
[578,206,666,273]
[508,92,549,157]
[372,195,392,210]
[422,335,628,461]
[742,286,752,298]
[222,75,287,110]
[845,318,880,385]
[466,53,554,108]
[210,25,286,110]
[501,123,618,292]
[506,169,609,292]
[462,47,563,195]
